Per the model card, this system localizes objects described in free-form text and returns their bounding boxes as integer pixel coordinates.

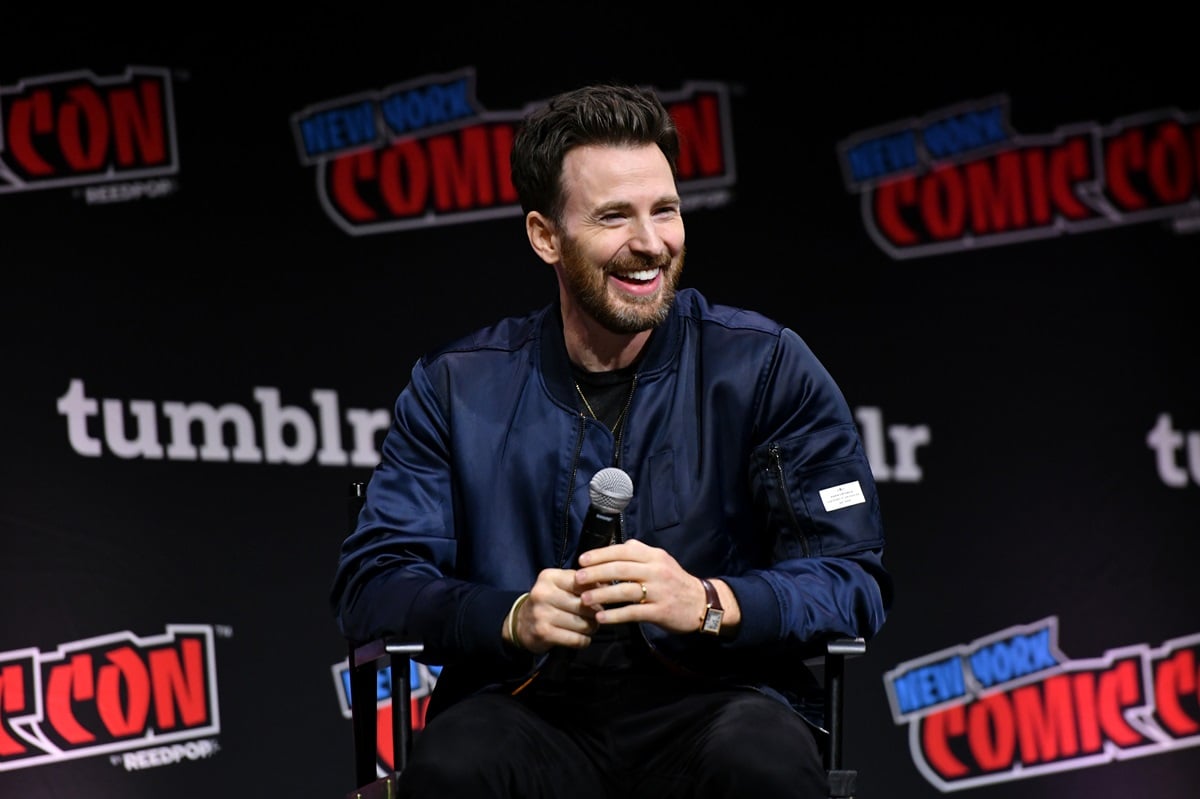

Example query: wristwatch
[699,578,724,635]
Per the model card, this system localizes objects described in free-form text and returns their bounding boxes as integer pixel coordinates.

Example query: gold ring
[639,583,648,604]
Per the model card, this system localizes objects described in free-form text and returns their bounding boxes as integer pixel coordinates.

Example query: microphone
[573,467,634,567]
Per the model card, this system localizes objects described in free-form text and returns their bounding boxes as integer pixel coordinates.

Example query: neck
[561,305,651,372]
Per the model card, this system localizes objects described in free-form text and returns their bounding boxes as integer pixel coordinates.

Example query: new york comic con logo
[0,67,179,200]
[838,95,1200,258]
[884,617,1200,791]
[291,67,737,236]
[0,625,220,773]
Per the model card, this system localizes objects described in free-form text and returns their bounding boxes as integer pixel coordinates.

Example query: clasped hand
[508,539,707,654]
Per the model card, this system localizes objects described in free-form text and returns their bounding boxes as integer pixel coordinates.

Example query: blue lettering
[1024,628,1057,671]
[976,105,1007,144]
[298,101,378,157]
[892,656,966,713]
[881,131,918,172]
[381,77,473,136]
[923,105,1009,159]
[846,140,886,182]
[845,131,918,182]
[893,670,921,713]
[970,628,1059,688]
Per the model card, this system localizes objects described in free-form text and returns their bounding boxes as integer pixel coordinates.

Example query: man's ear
[525,211,559,265]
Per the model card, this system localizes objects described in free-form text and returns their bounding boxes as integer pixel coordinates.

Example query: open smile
[612,267,661,284]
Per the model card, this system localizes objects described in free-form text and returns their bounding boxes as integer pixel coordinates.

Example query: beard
[558,234,685,334]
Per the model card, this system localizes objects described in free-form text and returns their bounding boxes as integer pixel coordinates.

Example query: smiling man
[331,83,893,799]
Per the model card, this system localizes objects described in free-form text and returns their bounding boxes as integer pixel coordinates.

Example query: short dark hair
[509,83,680,221]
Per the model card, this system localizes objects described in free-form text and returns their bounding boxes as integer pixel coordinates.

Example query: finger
[529,591,599,630]
[575,562,642,588]
[541,606,599,647]
[519,596,599,652]
[579,580,647,608]
[577,538,650,567]
[594,601,651,626]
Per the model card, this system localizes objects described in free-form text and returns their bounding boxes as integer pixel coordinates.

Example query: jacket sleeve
[729,327,893,649]
[328,358,524,668]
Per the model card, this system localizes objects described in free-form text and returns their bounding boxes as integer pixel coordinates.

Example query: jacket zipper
[770,442,811,557]
[612,374,637,541]
[560,412,588,566]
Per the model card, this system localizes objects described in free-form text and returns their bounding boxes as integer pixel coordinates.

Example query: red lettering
[59,85,110,170]
[330,152,379,222]
[1147,121,1194,203]
[1073,671,1102,751]
[1012,674,1079,761]
[921,705,970,778]
[428,126,495,211]
[6,90,55,175]
[109,78,167,166]
[149,638,208,728]
[46,654,96,744]
[373,694,431,774]
[968,693,1015,771]
[1154,648,1199,736]
[868,136,1096,251]
[1097,659,1144,746]
[917,658,1153,784]
[3,75,171,180]
[38,636,213,749]
[379,140,429,215]
[921,165,967,239]
[1106,128,1147,209]
[96,646,150,737]
[671,94,724,179]
[965,150,1028,233]
[0,663,30,755]
[1047,137,1091,219]
[874,177,920,245]
[320,93,731,233]
[491,125,517,204]
[1023,148,1052,224]
[327,126,514,225]
[376,700,395,772]
[1104,119,1199,211]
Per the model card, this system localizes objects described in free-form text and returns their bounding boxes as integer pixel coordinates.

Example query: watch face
[702,607,724,634]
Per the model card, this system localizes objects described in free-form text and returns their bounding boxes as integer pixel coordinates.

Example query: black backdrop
[3,14,1198,799]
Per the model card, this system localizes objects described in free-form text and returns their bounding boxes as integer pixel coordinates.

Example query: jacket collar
[537,290,686,411]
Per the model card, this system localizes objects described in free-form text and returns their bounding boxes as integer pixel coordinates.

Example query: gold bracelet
[507,592,530,650]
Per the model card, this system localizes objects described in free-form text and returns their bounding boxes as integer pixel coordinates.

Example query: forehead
[560,143,677,209]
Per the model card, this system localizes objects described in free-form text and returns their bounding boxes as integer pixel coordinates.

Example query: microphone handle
[573,506,619,567]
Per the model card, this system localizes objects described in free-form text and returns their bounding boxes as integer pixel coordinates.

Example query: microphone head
[588,467,634,513]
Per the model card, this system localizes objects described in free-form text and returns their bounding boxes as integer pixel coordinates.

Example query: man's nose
[627,218,667,256]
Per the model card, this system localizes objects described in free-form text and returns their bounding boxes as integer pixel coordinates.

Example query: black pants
[396,681,828,798]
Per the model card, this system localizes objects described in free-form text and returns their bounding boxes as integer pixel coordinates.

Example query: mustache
[606,252,675,274]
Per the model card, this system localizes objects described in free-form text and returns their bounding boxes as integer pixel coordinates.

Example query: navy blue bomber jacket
[330,288,892,727]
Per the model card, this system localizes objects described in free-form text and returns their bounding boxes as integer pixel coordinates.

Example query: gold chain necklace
[575,381,627,434]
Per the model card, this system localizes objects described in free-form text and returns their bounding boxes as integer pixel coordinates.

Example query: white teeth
[624,268,660,281]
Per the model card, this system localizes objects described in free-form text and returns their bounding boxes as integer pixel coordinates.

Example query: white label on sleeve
[819,480,866,512]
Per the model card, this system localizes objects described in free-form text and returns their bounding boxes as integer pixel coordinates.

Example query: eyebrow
[593,195,681,214]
